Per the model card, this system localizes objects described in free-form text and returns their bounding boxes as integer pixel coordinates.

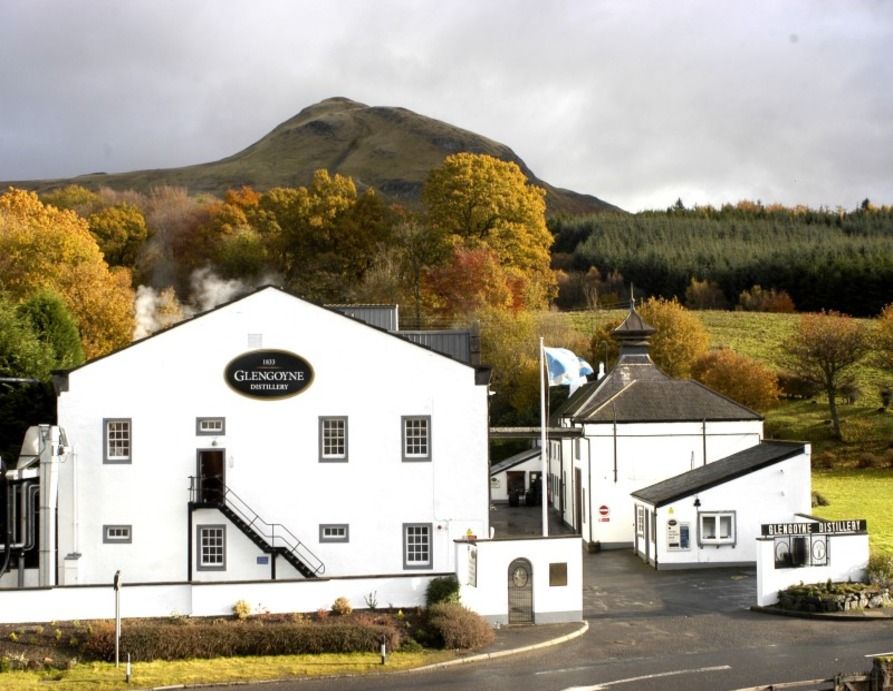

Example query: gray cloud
[1,0,890,211]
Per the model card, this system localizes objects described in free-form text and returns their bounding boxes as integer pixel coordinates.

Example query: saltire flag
[544,347,594,394]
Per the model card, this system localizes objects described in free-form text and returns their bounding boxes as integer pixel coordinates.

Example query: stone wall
[777,584,891,613]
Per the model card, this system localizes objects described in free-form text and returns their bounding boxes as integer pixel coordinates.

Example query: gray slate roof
[631,440,806,507]
[489,448,541,476]
[553,357,761,424]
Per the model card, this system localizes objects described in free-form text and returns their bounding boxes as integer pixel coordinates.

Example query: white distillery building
[631,440,812,569]
[4,286,491,588]
[548,306,764,549]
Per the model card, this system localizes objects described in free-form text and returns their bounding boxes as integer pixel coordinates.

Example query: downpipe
[38,425,61,587]
[0,457,11,578]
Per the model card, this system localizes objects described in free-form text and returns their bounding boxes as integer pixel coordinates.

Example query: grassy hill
[3,97,619,217]
[567,308,892,457]
[567,307,893,555]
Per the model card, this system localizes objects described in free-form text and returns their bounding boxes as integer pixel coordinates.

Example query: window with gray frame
[319,524,349,542]
[103,418,132,464]
[103,524,132,543]
[197,525,226,570]
[319,417,348,462]
[403,523,432,569]
[196,417,225,435]
[402,416,431,461]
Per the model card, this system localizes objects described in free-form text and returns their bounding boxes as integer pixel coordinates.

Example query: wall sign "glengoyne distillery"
[225,350,314,399]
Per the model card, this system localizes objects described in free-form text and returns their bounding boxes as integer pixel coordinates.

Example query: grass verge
[812,468,893,556]
[0,650,456,690]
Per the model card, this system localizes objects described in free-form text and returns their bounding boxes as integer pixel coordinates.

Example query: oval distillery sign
[224,349,314,400]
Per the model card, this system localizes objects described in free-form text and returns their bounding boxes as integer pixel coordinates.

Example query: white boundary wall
[755,534,869,607]
[0,573,442,625]
[455,536,582,625]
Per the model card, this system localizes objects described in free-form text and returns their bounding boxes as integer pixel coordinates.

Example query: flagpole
[539,337,548,537]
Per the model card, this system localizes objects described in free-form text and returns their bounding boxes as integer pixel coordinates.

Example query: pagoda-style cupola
[612,297,656,360]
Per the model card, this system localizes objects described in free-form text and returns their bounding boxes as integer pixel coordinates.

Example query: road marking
[866,651,893,657]
[561,664,732,690]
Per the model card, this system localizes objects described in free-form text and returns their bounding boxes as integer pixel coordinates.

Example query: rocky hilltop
[7,97,619,216]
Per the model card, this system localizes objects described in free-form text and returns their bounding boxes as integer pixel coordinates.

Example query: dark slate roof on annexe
[631,440,807,508]
[489,448,541,476]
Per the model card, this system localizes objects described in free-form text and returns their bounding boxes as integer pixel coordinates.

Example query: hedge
[425,603,494,650]
[79,620,402,661]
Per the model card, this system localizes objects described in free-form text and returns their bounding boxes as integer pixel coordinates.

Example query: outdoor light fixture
[693,497,701,508]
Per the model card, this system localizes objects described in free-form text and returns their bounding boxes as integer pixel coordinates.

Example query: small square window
[319,417,348,462]
[103,525,132,544]
[103,418,132,464]
[402,416,431,462]
[403,523,432,569]
[319,524,349,542]
[197,525,226,570]
[196,417,225,435]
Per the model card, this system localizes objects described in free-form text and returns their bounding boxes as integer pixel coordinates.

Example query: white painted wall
[755,534,869,607]
[54,288,490,585]
[0,574,442,625]
[490,454,544,504]
[455,537,582,625]
[634,450,812,568]
[576,420,764,546]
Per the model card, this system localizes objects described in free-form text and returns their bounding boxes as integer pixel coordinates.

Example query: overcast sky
[1,0,890,212]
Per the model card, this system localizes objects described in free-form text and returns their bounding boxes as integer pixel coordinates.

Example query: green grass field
[812,469,893,556]
[563,308,893,555]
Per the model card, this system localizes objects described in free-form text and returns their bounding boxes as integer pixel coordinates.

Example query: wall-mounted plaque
[225,350,314,400]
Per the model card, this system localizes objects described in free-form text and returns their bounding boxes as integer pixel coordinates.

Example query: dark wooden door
[198,449,225,503]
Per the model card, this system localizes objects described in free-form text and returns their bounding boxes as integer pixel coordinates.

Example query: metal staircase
[189,478,324,578]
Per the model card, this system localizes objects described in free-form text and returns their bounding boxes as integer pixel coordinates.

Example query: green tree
[638,297,709,378]
[783,311,869,440]
[0,296,52,379]
[16,289,85,371]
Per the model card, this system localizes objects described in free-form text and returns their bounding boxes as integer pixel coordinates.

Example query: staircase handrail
[188,476,325,576]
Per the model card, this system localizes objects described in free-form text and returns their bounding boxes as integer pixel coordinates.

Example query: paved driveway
[490,503,755,617]
[218,507,893,689]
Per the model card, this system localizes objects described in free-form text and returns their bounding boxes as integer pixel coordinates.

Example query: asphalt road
[200,509,892,690]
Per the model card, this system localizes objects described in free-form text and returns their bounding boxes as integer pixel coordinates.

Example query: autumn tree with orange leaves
[692,348,779,411]
[421,153,556,318]
[784,311,869,440]
[0,188,134,358]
